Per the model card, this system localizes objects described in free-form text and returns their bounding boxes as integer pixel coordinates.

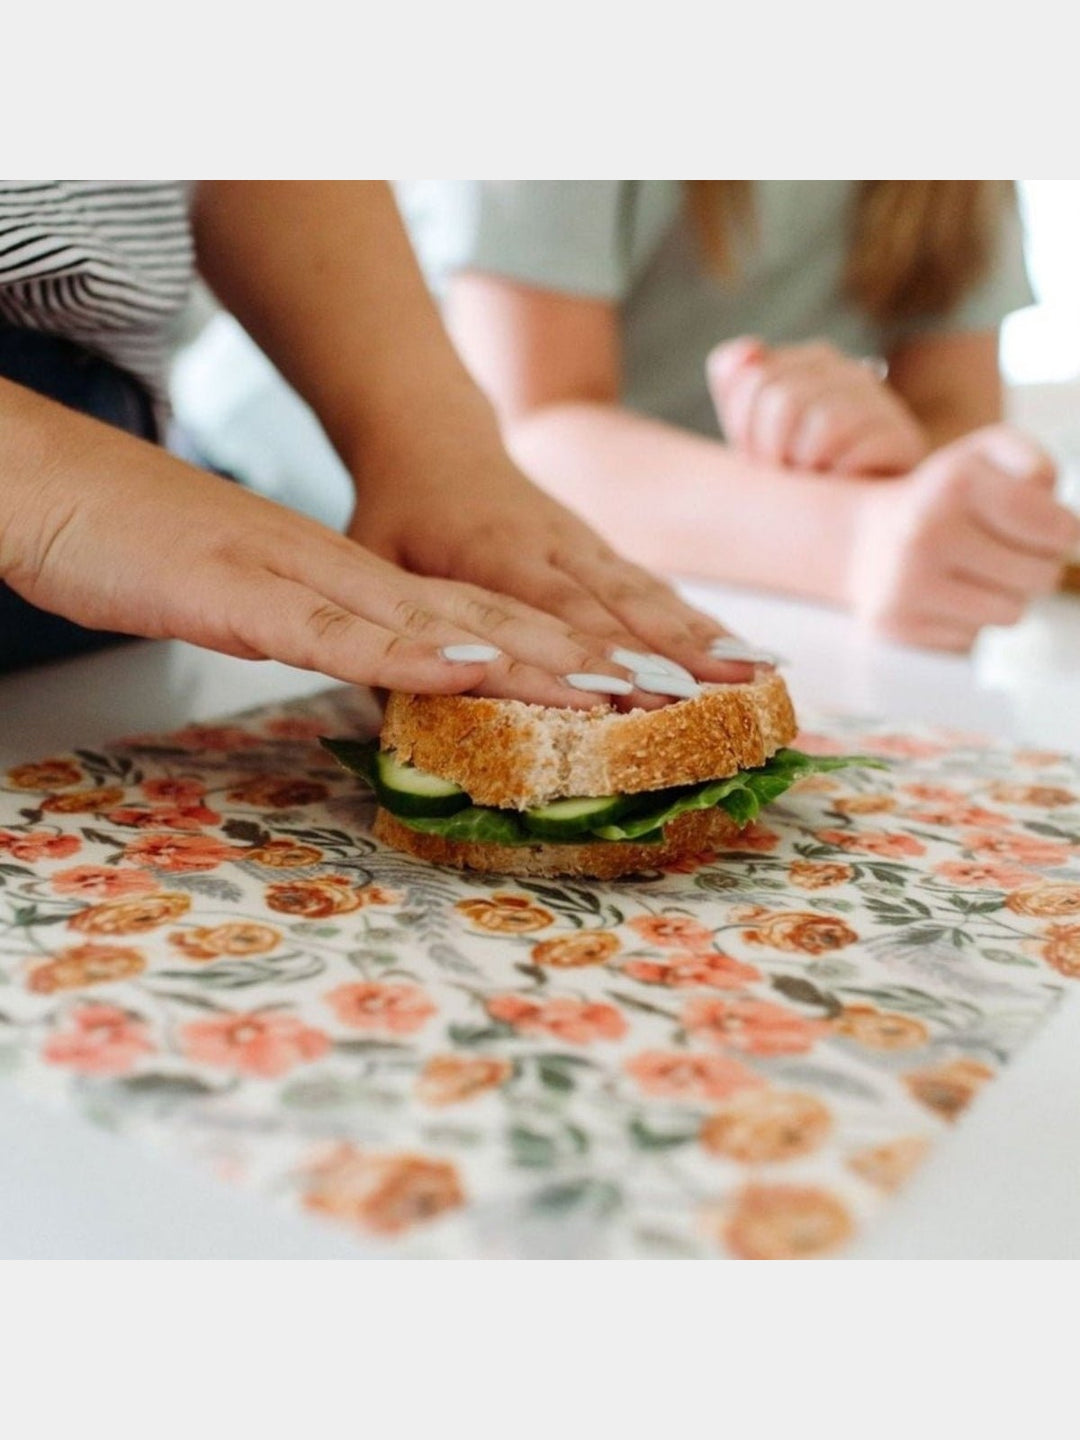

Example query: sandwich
[321,669,874,880]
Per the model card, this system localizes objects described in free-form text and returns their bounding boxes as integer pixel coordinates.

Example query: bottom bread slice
[372,806,745,880]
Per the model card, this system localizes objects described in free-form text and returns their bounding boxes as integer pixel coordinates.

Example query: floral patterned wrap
[1,687,1079,1259]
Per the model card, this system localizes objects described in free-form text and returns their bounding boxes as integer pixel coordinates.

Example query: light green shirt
[399,180,1035,437]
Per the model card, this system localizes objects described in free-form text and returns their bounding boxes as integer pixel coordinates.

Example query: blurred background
[169,181,1080,544]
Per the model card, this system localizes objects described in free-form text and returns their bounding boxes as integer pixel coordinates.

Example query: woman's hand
[0,382,661,708]
[708,336,929,477]
[847,425,1079,649]
[347,448,767,691]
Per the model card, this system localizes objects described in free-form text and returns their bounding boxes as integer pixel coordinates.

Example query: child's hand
[848,425,1079,650]
[708,336,929,477]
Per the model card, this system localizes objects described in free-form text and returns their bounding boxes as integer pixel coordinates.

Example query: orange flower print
[701,1090,832,1163]
[225,776,330,808]
[140,777,207,803]
[831,794,896,816]
[264,716,330,740]
[454,893,554,934]
[245,840,325,868]
[168,922,282,961]
[788,774,841,795]
[903,783,964,804]
[28,944,146,994]
[6,758,84,790]
[264,876,367,917]
[847,1136,931,1192]
[1040,925,1080,980]
[719,1184,854,1259]
[123,833,240,873]
[41,787,125,814]
[816,829,926,860]
[721,823,780,854]
[905,803,1010,828]
[42,1003,154,1075]
[934,858,1038,891]
[180,1011,331,1078]
[787,861,854,890]
[832,1004,929,1051]
[961,829,1072,868]
[989,782,1076,809]
[625,1050,766,1103]
[68,892,191,936]
[166,724,262,751]
[352,884,403,908]
[415,1055,512,1106]
[0,830,81,862]
[1013,750,1068,768]
[628,914,714,950]
[792,732,849,756]
[50,865,160,901]
[325,982,436,1034]
[858,734,947,760]
[623,951,761,990]
[903,1058,994,1120]
[302,1144,465,1236]
[106,802,222,831]
[682,997,827,1057]
[531,931,620,968]
[741,910,858,954]
[487,994,626,1045]
[1005,884,1080,920]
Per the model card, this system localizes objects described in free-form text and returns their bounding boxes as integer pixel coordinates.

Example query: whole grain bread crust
[373,805,747,880]
[380,669,796,809]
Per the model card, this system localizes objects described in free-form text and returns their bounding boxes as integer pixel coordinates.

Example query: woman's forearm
[504,400,871,607]
[190,181,507,485]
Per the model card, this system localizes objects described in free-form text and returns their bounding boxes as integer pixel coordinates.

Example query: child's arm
[885,330,1005,448]
[445,272,1078,649]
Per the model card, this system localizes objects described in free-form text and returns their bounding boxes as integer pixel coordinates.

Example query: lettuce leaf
[320,737,883,847]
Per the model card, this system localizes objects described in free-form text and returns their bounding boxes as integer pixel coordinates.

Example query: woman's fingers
[275,535,646,702]
[552,549,764,686]
[224,571,494,692]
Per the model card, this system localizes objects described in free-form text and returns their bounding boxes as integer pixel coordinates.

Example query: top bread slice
[379,668,796,810]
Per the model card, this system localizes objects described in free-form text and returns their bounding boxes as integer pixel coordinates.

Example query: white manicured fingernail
[610,648,697,683]
[634,674,702,699]
[708,639,786,665]
[440,644,502,663]
[563,672,635,696]
[611,647,655,670]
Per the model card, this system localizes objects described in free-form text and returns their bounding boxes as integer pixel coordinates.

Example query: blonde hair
[686,180,1016,325]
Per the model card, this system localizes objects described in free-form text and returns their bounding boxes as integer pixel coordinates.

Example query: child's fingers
[948,525,1065,599]
[967,461,1080,557]
[706,335,768,397]
[913,574,1028,631]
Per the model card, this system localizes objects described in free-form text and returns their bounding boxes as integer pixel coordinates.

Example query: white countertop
[2,580,1079,1259]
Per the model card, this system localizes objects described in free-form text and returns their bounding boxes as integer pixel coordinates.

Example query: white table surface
[2,580,1079,1259]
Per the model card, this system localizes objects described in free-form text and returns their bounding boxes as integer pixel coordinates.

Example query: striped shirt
[0,181,195,417]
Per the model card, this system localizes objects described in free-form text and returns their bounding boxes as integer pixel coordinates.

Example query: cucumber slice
[373,750,470,818]
[523,794,628,840]
[591,824,666,844]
